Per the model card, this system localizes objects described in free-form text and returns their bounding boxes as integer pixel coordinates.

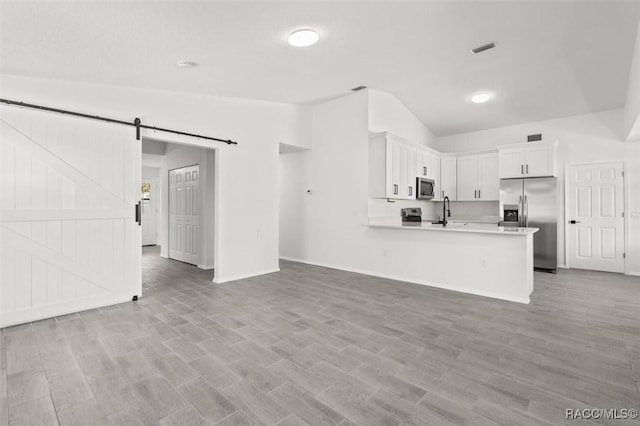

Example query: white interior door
[169,165,200,265]
[0,106,141,328]
[141,178,158,246]
[567,162,624,273]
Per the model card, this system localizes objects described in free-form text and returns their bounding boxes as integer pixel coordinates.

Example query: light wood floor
[1,246,639,425]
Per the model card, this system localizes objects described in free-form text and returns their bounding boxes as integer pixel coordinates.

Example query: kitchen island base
[367,221,537,304]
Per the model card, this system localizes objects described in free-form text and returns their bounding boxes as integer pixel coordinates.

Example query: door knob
[569,220,581,224]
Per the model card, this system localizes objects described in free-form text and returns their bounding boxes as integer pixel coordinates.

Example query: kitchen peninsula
[368,218,538,303]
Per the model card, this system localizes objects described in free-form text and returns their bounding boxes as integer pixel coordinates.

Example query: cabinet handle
[474,190,477,199]
[423,166,427,176]
[393,184,398,195]
[526,164,529,174]
[521,164,524,175]
[478,189,481,199]
[408,186,412,196]
[441,190,444,198]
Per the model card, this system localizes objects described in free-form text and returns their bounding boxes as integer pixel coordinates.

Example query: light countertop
[368,218,538,235]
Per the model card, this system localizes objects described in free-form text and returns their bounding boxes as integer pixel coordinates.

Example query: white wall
[142,166,159,178]
[624,22,640,141]
[435,109,640,275]
[368,89,437,149]
[280,90,448,278]
[2,74,309,283]
[158,144,215,269]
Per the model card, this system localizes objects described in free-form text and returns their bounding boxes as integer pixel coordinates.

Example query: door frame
[141,131,220,282]
[141,177,158,246]
[564,160,629,274]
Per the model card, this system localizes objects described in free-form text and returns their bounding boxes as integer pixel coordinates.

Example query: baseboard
[627,270,640,277]
[557,264,568,269]
[0,294,133,328]
[214,268,280,284]
[279,256,530,304]
[197,264,215,270]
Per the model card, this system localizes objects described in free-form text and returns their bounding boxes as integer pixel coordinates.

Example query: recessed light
[176,61,196,69]
[471,93,492,104]
[288,29,319,47]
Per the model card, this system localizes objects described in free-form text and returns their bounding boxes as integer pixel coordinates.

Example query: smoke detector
[176,61,197,69]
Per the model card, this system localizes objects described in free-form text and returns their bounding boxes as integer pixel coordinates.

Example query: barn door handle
[135,201,142,226]
[569,220,580,224]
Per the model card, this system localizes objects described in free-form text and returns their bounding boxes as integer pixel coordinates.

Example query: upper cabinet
[416,149,441,200]
[498,142,557,178]
[440,156,456,201]
[456,153,499,201]
[369,132,417,200]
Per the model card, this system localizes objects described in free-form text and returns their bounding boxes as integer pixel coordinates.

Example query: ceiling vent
[471,42,496,54]
[351,85,367,91]
[527,134,543,142]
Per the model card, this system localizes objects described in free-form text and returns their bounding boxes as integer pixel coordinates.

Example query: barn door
[0,106,141,328]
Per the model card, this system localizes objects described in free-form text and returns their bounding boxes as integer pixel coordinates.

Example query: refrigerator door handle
[518,195,523,226]
[524,195,528,227]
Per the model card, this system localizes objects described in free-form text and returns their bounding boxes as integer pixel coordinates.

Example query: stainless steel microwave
[416,177,435,200]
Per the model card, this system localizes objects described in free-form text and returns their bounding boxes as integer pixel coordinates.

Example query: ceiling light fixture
[176,61,196,69]
[471,93,492,104]
[288,29,319,47]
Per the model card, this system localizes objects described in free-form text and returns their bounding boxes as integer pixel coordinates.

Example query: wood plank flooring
[1,246,639,425]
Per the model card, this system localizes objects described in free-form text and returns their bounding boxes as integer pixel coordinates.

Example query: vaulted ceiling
[2,1,639,135]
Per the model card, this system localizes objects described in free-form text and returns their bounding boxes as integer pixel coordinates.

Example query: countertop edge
[368,222,538,235]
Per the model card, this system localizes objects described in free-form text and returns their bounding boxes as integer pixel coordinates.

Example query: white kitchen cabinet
[456,153,499,201]
[416,149,441,200]
[416,149,438,180]
[456,154,478,201]
[498,142,556,178]
[369,132,417,200]
[440,156,456,201]
[478,153,499,200]
[404,144,417,198]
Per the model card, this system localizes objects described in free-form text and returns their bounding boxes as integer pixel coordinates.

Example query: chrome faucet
[442,196,451,227]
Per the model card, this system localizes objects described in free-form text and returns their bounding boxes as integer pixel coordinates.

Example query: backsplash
[368,198,437,219]
[433,200,500,223]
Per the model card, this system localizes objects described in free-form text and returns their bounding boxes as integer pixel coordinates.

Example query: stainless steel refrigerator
[499,177,558,272]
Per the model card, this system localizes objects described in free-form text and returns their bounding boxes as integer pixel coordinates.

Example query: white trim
[213,268,280,284]
[0,294,132,328]
[564,162,570,269]
[557,264,569,269]
[564,161,628,274]
[627,271,640,277]
[197,264,215,270]
[279,257,530,304]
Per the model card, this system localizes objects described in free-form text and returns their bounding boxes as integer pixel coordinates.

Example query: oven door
[417,178,435,200]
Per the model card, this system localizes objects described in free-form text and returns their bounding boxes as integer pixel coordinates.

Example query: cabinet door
[440,156,457,201]
[416,149,429,178]
[457,155,478,201]
[478,153,499,200]
[525,144,555,177]
[499,148,525,178]
[387,139,403,198]
[404,145,417,199]
[431,155,441,201]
